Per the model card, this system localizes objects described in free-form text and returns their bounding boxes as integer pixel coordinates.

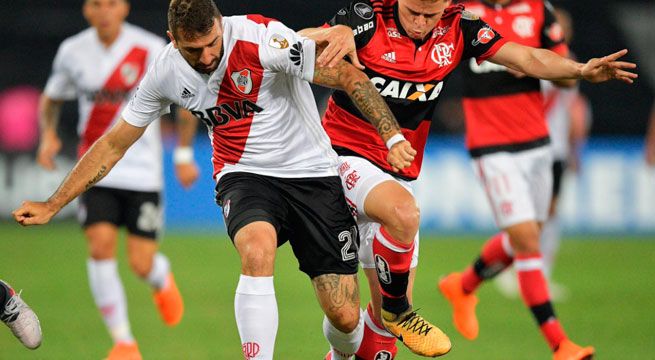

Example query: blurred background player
[37,0,199,359]
[1,279,42,350]
[303,0,635,358]
[493,6,592,301]
[438,0,606,359]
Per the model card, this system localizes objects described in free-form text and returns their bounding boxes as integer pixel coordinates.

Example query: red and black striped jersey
[323,1,506,180]
[459,0,568,155]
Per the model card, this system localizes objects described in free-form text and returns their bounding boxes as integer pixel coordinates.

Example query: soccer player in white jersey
[35,0,199,359]
[13,0,419,359]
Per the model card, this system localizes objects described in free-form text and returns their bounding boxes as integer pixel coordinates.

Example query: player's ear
[167,30,178,48]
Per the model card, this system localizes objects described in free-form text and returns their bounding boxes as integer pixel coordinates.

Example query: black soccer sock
[0,281,9,307]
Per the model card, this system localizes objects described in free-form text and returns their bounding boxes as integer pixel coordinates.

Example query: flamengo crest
[231,69,253,94]
[431,42,454,68]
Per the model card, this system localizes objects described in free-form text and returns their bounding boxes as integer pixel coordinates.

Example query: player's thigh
[80,187,122,259]
[216,172,287,276]
[472,152,536,229]
[519,146,554,224]
[283,175,360,279]
[504,220,541,254]
[337,155,403,221]
[312,273,360,331]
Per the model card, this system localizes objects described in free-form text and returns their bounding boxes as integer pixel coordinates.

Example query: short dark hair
[168,0,222,40]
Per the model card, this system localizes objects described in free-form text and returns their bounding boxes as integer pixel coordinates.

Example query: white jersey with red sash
[44,23,165,191]
[122,15,338,182]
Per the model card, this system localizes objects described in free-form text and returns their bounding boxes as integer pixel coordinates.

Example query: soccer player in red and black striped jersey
[305,0,636,358]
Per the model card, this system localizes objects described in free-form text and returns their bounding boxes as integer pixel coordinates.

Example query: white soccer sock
[234,275,277,360]
[540,217,561,280]
[323,311,364,360]
[87,258,134,344]
[146,253,170,290]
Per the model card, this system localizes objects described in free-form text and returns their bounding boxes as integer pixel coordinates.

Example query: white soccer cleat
[1,281,42,349]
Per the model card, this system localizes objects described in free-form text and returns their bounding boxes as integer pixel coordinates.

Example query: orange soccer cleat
[438,272,479,340]
[381,307,451,357]
[153,274,184,327]
[553,339,595,360]
[106,342,142,360]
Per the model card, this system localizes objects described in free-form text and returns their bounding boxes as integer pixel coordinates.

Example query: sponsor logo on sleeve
[289,41,303,67]
[268,34,289,49]
[230,69,253,94]
[337,8,347,16]
[354,2,374,19]
[472,27,495,46]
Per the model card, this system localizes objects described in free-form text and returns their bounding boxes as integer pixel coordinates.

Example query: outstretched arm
[489,43,638,84]
[13,119,146,225]
[300,25,363,70]
[311,49,416,172]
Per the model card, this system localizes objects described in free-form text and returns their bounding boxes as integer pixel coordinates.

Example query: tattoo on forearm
[350,80,400,141]
[85,165,107,190]
[312,274,359,312]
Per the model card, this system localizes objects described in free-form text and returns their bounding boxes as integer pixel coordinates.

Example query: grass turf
[0,221,653,359]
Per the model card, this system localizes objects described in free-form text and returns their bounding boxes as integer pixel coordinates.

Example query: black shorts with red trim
[79,186,162,240]
[215,172,359,278]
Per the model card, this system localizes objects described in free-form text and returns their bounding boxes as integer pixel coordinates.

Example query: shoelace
[1,290,22,324]
[397,310,433,336]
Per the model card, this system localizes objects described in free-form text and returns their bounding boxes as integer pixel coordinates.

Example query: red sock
[355,304,398,360]
[461,232,513,293]
[372,226,414,314]
[515,253,567,350]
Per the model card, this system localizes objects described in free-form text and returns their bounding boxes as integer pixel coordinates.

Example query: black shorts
[79,186,162,240]
[216,172,359,278]
[552,160,567,197]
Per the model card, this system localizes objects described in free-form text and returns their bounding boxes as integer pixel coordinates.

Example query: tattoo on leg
[313,274,360,312]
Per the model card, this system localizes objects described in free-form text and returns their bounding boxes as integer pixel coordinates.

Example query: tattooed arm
[311,47,417,171]
[13,119,146,226]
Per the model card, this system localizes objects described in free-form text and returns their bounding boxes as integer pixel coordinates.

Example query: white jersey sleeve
[259,21,316,82]
[44,41,76,101]
[121,55,174,128]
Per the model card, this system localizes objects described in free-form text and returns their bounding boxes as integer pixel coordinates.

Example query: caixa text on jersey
[191,100,264,128]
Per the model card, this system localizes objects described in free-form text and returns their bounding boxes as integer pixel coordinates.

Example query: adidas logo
[181,87,195,99]
[381,51,396,63]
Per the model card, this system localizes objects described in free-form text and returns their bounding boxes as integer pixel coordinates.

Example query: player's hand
[581,49,638,84]
[314,25,364,70]
[175,162,200,189]
[36,132,62,170]
[387,140,417,172]
[12,201,59,226]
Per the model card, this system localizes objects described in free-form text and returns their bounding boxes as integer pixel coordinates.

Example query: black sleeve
[327,0,378,49]
[540,1,566,50]
[460,10,505,61]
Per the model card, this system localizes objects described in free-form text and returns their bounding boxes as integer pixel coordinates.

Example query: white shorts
[337,156,419,269]
[472,146,553,229]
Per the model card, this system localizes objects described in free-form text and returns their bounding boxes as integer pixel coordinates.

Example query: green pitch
[1,221,653,359]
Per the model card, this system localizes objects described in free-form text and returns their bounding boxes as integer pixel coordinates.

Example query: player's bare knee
[240,247,275,276]
[87,240,116,260]
[387,201,419,243]
[326,307,360,333]
[509,232,540,254]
